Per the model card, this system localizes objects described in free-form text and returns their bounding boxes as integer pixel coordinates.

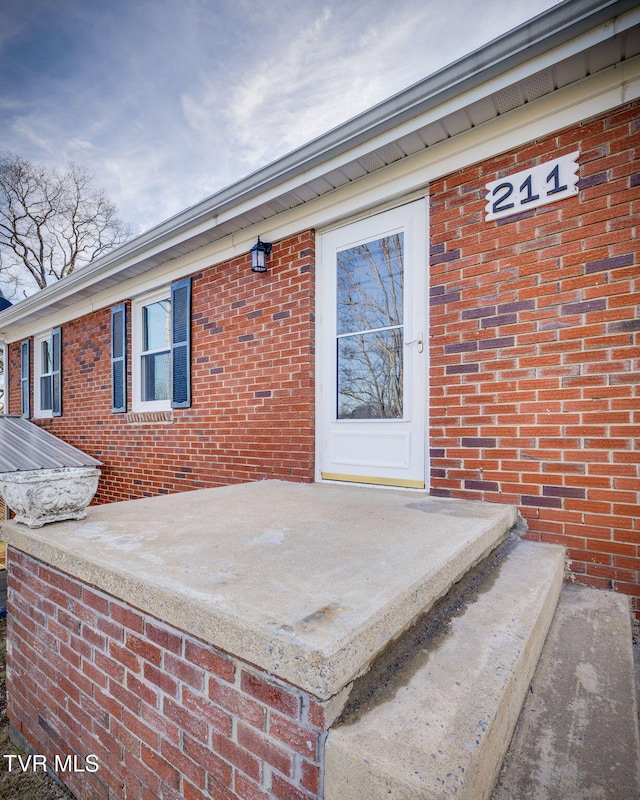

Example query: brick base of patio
[8,548,327,800]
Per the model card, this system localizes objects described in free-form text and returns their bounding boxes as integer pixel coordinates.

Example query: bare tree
[0,153,131,298]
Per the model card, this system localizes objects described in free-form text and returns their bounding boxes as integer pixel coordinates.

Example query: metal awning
[0,416,102,473]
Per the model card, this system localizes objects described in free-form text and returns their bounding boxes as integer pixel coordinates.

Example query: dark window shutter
[20,339,30,418]
[51,327,62,417]
[111,303,127,412]
[171,277,191,408]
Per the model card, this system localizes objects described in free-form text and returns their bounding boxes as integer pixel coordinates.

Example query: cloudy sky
[2,0,556,238]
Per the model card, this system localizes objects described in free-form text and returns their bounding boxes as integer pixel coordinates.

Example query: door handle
[404,332,424,353]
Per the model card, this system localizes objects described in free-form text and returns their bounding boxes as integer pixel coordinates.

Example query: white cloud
[10,115,56,154]
[221,4,404,169]
[214,0,556,175]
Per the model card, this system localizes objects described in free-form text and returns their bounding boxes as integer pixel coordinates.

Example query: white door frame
[316,198,428,489]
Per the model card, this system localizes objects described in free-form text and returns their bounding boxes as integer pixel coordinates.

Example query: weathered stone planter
[0,466,101,528]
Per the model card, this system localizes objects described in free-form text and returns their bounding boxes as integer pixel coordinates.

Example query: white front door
[318,200,427,488]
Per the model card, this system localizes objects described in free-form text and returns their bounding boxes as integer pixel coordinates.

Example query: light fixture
[250,237,272,273]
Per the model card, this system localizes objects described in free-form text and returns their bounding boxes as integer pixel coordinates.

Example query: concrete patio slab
[1,480,516,698]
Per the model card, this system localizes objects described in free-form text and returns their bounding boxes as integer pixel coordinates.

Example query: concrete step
[324,539,565,800]
[492,583,640,800]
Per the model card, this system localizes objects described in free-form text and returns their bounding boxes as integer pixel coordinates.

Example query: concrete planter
[0,466,101,528]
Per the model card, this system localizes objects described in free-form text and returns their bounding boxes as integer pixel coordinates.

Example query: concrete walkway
[493,584,640,799]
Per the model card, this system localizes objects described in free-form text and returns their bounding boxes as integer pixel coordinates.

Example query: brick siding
[8,232,316,503]
[429,100,640,618]
[7,548,328,800]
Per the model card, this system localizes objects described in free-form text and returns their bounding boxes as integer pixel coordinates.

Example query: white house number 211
[484,151,579,221]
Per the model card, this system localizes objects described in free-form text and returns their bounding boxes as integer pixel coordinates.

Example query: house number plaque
[484,151,579,221]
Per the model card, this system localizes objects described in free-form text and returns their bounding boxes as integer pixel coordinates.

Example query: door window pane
[336,233,404,420]
[338,329,403,419]
[337,233,403,335]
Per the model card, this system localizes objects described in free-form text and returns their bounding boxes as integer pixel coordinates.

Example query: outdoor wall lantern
[250,237,272,273]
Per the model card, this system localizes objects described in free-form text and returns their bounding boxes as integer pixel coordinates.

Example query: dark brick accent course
[481,313,518,328]
[431,249,461,265]
[522,495,563,509]
[585,254,634,274]
[445,341,478,354]
[542,486,586,499]
[607,319,640,333]
[430,290,461,306]
[478,337,515,350]
[464,480,500,492]
[462,306,496,320]
[461,438,498,448]
[560,299,607,315]
[446,364,479,375]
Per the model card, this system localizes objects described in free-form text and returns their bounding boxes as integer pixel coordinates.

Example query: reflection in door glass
[337,234,404,419]
[338,330,403,418]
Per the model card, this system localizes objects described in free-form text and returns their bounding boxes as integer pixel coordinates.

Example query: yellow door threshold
[321,472,425,489]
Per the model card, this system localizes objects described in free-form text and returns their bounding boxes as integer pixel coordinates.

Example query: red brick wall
[8,548,328,800]
[8,232,316,503]
[429,100,640,617]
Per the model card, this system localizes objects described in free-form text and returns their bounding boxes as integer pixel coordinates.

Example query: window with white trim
[20,340,30,418]
[132,288,171,411]
[130,279,191,412]
[33,328,61,418]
